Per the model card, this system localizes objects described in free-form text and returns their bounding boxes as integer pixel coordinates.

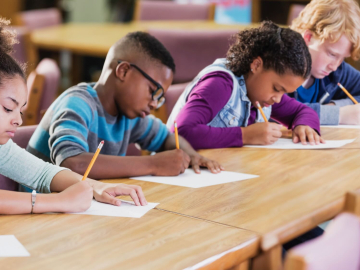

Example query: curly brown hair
[0,17,25,85]
[226,21,311,79]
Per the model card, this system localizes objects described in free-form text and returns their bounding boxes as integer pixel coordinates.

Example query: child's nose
[149,99,158,110]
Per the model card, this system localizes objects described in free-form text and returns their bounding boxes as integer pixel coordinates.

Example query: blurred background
[1,0,358,126]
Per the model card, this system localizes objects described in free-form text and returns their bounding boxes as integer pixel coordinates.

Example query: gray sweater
[0,139,66,193]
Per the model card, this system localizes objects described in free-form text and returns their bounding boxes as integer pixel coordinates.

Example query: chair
[14,8,62,30]
[284,212,360,270]
[287,4,306,26]
[134,1,215,21]
[23,58,61,125]
[148,29,237,84]
[0,125,37,191]
[152,82,188,124]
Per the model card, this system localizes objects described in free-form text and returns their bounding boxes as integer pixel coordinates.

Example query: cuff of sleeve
[331,98,354,107]
[41,166,69,193]
[320,105,340,125]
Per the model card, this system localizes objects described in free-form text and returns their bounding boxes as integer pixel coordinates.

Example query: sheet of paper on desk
[69,200,158,218]
[321,125,360,129]
[244,138,355,149]
[130,169,258,188]
[0,235,30,257]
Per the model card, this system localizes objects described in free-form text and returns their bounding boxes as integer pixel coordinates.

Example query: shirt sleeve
[48,94,93,165]
[0,140,67,193]
[171,72,243,150]
[271,94,321,134]
[129,115,170,152]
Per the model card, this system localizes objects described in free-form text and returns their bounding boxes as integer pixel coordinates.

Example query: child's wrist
[240,127,248,145]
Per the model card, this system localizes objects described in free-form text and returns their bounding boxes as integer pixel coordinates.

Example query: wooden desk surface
[104,146,360,251]
[30,22,257,57]
[0,209,258,270]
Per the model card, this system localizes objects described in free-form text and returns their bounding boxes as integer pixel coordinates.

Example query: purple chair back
[285,213,360,270]
[7,26,29,65]
[148,29,237,83]
[165,83,188,118]
[16,8,62,30]
[136,1,214,21]
[287,4,306,26]
[0,125,37,191]
[36,59,61,121]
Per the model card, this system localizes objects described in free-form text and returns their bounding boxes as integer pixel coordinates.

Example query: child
[166,21,324,150]
[290,0,360,125]
[27,32,223,178]
[0,18,147,214]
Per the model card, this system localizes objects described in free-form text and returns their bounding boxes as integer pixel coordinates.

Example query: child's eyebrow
[6,97,26,107]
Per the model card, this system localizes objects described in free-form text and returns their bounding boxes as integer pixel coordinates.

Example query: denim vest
[167,58,272,129]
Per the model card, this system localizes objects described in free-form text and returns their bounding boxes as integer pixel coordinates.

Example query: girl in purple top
[167,21,325,150]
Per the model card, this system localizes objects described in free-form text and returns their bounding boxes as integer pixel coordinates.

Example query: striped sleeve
[130,115,169,152]
[49,93,94,165]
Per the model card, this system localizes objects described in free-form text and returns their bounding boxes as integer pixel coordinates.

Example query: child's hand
[292,125,325,145]
[86,180,147,206]
[189,154,224,174]
[151,149,190,176]
[57,181,93,213]
[339,104,360,125]
[241,122,282,145]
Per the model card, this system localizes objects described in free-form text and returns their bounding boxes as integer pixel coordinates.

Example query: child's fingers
[314,133,320,145]
[127,185,148,205]
[126,188,141,206]
[192,163,201,174]
[299,130,307,145]
[98,191,122,206]
[306,129,315,145]
[320,137,326,144]
[292,134,299,143]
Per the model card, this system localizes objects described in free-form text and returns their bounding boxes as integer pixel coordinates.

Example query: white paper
[130,169,258,188]
[321,125,360,129]
[69,200,158,218]
[0,235,30,257]
[244,138,355,149]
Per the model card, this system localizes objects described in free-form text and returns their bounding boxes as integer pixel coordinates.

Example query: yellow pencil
[256,101,268,122]
[82,140,104,180]
[338,82,358,104]
[174,121,180,149]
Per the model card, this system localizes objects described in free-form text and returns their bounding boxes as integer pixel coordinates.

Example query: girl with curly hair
[167,21,325,149]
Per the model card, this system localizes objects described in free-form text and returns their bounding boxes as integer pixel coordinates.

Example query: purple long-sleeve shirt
[171,72,320,149]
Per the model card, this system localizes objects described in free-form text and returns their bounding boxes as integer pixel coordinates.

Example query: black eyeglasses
[118,60,165,109]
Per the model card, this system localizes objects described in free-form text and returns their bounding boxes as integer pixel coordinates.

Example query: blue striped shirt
[27,83,169,165]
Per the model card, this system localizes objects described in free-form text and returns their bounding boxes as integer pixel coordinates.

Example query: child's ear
[115,62,130,81]
[250,57,263,73]
[303,30,313,45]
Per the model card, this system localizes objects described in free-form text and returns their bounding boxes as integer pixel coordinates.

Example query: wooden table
[30,21,256,57]
[101,128,360,269]
[0,209,258,270]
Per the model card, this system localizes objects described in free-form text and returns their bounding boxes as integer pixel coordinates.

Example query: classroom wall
[62,0,110,23]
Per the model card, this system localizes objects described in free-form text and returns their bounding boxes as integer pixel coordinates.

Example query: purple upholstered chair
[164,82,188,118]
[15,8,62,30]
[0,125,38,191]
[135,1,215,21]
[148,29,237,83]
[7,26,29,65]
[23,58,60,125]
[287,4,306,26]
[284,213,360,270]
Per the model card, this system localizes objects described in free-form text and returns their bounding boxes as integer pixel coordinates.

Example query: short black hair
[123,31,176,73]
[226,21,311,79]
[0,18,25,85]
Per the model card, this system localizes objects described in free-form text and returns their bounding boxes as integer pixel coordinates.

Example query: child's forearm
[0,190,62,214]
[50,170,82,192]
[61,153,156,179]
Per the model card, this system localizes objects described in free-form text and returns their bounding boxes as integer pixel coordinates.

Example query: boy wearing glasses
[27,32,223,179]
